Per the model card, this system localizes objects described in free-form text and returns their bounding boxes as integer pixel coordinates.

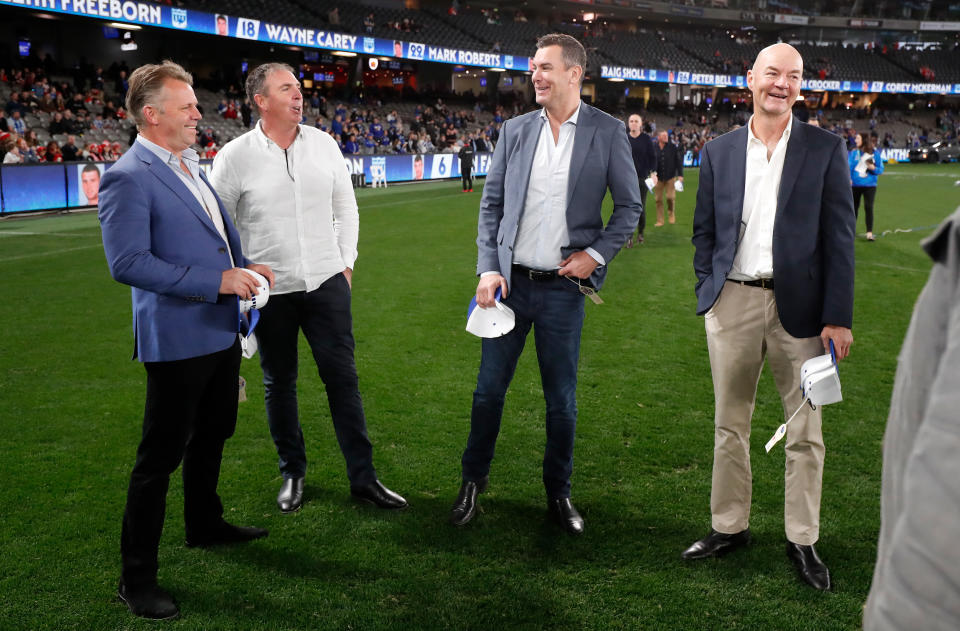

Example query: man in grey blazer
[449,33,642,535]
[683,44,855,590]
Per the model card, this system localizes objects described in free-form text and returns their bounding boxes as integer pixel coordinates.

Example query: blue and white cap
[466,287,515,338]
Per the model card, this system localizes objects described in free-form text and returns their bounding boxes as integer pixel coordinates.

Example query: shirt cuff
[480,270,501,277]
[585,247,605,266]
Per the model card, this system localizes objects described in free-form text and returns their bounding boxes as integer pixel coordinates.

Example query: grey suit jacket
[476,102,643,291]
[691,118,856,339]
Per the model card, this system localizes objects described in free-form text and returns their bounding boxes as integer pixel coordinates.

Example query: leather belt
[731,278,775,290]
[513,264,558,282]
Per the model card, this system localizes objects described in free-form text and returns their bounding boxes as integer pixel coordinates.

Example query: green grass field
[1,162,958,630]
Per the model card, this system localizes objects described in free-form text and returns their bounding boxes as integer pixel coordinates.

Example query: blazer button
[218,247,226,254]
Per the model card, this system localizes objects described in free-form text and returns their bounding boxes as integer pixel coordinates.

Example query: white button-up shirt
[729,114,792,281]
[136,134,233,263]
[512,103,604,271]
[210,122,359,295]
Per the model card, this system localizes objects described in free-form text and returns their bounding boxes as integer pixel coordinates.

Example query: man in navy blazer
[683,44,855,591]
[99,61,274,620]
[450,34,642,535]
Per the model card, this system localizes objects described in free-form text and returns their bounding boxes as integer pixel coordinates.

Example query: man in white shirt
[449,34,642,535]
[685,44,855,591]
[211,63,406,515]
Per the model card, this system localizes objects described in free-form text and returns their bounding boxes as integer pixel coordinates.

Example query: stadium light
[332,51,357,57]
[608,78,625,82]
[108,22,141,30]
[487,67,506,72]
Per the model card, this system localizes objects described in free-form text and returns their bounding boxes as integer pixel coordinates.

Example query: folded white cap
[674,179,684,192]
[466,288,515,338]
[238,268,270,313]
[644,176,655,192]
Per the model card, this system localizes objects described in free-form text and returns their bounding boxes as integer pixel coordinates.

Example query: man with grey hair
[211,63,407,515]
[99,60,273,620]
[449,33,642,534]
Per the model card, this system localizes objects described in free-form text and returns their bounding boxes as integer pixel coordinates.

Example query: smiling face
[747,43,802,123]
[256,69,303,131]
[81,168,101,203]
[531,44,581,115]
[142,79,201,154]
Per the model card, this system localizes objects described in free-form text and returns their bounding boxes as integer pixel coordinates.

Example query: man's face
[256,70,302,128]
[216,17,228,35]
[147,79,201,153]
[747,44,802,120]
[82,169,100,202]
[628,115,642,133]
[413,157,424,179]
[531,45,580,112]
[658,131,668,145]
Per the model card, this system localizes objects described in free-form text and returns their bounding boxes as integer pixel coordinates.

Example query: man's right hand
[476,274,507,308]
[220,268,261,300]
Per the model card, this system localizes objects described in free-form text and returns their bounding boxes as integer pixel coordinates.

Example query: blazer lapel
[567,104,597,207]
[777,118,806,218]
[136,145,220,238]
[728,127,748,228]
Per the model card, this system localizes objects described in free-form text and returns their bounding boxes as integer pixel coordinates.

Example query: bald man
[683,44,855,591]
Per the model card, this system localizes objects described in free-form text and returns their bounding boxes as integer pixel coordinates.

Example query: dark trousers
[852,186,877,232]
[120,339,240,587]
[256,273,376,485]
[462,167,473,191]
[461,273,586,498]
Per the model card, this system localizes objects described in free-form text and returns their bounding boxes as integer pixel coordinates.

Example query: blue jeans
[461,273,586,499]
[255,273,376,486]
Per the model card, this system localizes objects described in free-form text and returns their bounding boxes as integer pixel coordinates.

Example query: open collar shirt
[210,121,359,295]
[512,102,604,271]
[729,114,793,281]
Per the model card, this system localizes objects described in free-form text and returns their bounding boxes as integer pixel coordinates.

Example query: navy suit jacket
[692,118,855,339]
[477,102,643,291]
[99,141,250,362]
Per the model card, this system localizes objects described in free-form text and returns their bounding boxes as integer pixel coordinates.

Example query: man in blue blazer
[99,61,274,620]
[683,44,855,591]
[450,34,642,535]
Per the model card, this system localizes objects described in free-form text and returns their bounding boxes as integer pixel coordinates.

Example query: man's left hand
[821,325,853,360]
[557,251,599,280]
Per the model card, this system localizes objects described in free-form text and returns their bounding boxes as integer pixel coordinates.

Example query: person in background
[652,130,683,226]
[626,113,655,246]
[849,132,884,241]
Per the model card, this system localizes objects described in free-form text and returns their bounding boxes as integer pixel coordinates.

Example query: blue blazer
[476,103,643,291]
[99,142,250,362]
[692,118,856,339]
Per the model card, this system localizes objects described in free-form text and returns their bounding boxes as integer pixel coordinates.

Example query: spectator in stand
[24,129,40,149]
[10,110,26,135]
[652,130,683,226]
[45,140,62,162]
[6,92,24,115]
[370,117,384,140]
[240,98,252,128]
[0,109,8,133]
[328,7,340,26]
[223,101,238,120]
[217,99,228,116]
[364,13,375,34]
[50,111,68,135]
[62,135,80,161]
[849,132,884,242]
[2,134,21,163]
[343,133,359,154]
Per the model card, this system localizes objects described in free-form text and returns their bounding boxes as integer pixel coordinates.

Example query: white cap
[238,268,270,313]
[466,289,515,338]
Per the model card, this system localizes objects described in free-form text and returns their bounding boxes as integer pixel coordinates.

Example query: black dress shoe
[118,581,179,620]
[350,479,408,509]
[786,542,831,591]
[681,528,751,560]
[277,476,305,513]
[449,477,488,526]
[185,521,269,548]
[548,498,585,535]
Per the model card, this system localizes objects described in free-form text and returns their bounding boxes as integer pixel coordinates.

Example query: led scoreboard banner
[0,0,532,71]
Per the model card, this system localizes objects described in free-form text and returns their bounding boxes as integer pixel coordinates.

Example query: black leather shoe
[185,521,269,548]
[118,581,179,620]
[786,542,831,591]
[277,476,305,513]
[449,477,488,526]
[350,479,408,509]
[681,528,751,560]
[548,498,585,535]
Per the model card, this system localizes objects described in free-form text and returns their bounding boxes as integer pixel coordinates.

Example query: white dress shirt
[512,103,604,271]
[728,114,793,281]
[210,121,359,295]
[136,134,233,263]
